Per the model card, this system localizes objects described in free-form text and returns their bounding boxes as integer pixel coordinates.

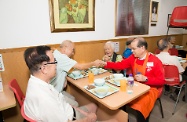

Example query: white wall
[0,0,187,49]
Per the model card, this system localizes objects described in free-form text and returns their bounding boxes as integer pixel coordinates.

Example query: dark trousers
[136,110,150,122]
[0,112,3,122]
[121,106,150,122]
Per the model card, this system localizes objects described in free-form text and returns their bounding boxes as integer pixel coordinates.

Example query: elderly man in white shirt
[156,38,187,101]
[23,46,98,122]
[51,40,101,107]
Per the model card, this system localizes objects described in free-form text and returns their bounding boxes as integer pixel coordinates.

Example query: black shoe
[182,96,185,102]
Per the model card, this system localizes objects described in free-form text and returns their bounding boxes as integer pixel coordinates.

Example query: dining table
[67,72,150,110]
[0,85,16,111]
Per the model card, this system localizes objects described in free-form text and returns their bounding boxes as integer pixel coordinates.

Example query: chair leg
[172,85,184,115]
[158,98,164,118]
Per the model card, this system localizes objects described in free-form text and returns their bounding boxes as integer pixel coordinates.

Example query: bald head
[59,40,75,57]
[132,37,148,49]
[157,38,170,51]
[60,40,74,48]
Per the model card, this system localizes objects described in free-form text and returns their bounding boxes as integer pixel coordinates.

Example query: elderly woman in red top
[100,37,165,122]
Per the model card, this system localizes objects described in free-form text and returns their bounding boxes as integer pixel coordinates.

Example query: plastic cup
[88,72,94,84]
[120,79,127,91]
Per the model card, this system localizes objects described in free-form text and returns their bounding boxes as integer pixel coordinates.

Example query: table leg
[0,111,4,122]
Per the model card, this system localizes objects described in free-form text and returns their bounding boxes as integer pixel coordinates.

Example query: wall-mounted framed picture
[115,0,150,36]
[151,1,159,22]
[49,0,95,32]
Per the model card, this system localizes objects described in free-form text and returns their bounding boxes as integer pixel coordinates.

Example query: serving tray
[68,68,108,80]
[84,83,119,99]
[103,75,127,87]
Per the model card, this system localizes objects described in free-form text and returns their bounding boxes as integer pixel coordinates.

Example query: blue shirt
[123,48,132,58]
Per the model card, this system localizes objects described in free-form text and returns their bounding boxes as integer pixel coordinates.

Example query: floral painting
[59,0,88,24]
[49,0,95,32]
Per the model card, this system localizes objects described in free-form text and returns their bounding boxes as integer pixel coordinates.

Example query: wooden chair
[163,65,186,114]
[9,79,25,107]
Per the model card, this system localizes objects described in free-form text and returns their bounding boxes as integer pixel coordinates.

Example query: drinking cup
[88,72,94,84]
[120,79,127,91]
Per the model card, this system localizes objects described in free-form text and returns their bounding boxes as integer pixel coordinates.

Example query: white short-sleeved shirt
[24,75,74,122]
[156,52,184,81]
[50,49,77,92]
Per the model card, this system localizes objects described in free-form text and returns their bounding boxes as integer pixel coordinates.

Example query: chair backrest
[9,79,25,106]
[21,104,36,122]
[170,6,187,28]
[155,48,161,54]
[163,65,180,86]
[169,48,178,56]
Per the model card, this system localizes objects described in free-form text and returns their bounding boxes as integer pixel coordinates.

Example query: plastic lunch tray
[104,75,127,87]
[84,83,119,99]
[68,68,108,80]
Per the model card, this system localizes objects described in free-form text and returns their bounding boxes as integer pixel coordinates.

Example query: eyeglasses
[39,59,57,70]
[44,58,57,65]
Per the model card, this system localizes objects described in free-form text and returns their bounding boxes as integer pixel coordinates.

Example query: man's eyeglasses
[44,59,58,65]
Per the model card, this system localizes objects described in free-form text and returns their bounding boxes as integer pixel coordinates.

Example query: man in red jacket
[100,37,165,122]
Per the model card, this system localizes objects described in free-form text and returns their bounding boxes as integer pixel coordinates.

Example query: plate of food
[104,74,127,87]
[84,83,119,99]
[68,68,108,80]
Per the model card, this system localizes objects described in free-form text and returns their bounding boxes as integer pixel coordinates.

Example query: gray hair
[104,41,115,50]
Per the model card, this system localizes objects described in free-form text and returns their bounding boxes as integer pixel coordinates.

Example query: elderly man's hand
[93,60,107,67]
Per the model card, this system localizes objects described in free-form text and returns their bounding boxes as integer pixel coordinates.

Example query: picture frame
[49,0,95,32]
[151,1,159,22]
[115,0,150,36]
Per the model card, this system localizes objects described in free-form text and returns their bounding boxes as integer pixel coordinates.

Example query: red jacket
[104,53,165,87]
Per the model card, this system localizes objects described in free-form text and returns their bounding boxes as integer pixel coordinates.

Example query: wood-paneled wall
[0,34,186,122]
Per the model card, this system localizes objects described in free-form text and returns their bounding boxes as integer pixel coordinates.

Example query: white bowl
[114,77,126,86]
[94,87,108,96]
[91,68,99,75]
[113,73,124,79]
[94,78,105,86]
[72,70,81,77]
